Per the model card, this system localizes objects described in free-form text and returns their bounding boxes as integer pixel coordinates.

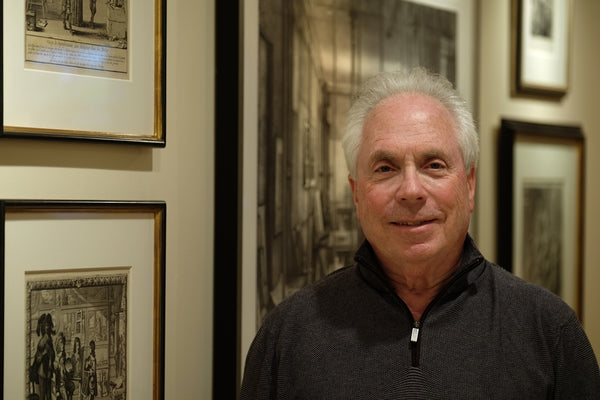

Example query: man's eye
[428,162,444,170]
[376,165,392,173]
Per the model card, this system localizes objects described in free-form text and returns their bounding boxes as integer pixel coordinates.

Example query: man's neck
[382,257,461,321]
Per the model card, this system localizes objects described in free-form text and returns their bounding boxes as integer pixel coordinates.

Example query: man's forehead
[366,94,456,129]
[367,144,451,160]
[373,92,444,112]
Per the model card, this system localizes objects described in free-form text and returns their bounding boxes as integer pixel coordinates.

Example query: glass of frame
[2,0,166,145]
[511,0,572,97]
[497,119,584,318]
[213,0,477,395]
[1,200,166,399]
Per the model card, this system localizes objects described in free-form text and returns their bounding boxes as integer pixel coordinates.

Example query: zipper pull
[411,321,421,343]
[410,321,421,367]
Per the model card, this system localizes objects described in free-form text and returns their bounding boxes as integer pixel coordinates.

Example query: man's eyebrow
[368,149,447,164]
[368,150,399,165]
[422,150,447,161]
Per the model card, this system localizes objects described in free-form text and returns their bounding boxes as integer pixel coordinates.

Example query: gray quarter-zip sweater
[240,235,600,399]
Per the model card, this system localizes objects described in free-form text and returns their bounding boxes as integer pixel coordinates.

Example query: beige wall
[476,0,600,357]
[1,1,216,397]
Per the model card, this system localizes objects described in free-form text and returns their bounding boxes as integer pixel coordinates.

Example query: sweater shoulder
[260,265,361,325]
[485,262,577,324]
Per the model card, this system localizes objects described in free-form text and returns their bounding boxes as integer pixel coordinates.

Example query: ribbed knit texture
[240,236,600,399]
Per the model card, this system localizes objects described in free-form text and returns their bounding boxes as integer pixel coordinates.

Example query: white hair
[342,67,479,178]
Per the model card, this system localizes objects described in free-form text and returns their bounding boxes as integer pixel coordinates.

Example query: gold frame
[2,0,166,145]
[1,200,166,399]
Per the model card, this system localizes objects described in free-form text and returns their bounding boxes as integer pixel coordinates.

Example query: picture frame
[2,0,166,145]
[511,0,572,97]
[1,200,166,399]
[497,119,584,318]
[213,0,476,395]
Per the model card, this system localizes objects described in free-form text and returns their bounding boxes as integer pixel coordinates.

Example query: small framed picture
[497,119,584,317]
[3,1,166,145]
[1,200,166,399]
[512,0,572,97]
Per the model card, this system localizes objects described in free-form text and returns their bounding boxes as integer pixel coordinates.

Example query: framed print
[497,119,584,318]
[213,0,476,394]
[512,0,572,97]
[2,0,166,145]
[1,200,166,399]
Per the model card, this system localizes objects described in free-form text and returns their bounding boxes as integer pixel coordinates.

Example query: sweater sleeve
[239,321,278,399]
[553,314,600,399]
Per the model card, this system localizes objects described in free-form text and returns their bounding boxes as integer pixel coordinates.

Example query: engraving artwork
[26,270,128,400]
[25,0,129,75]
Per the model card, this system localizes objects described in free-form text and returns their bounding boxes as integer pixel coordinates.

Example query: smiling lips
[392,219,435,227]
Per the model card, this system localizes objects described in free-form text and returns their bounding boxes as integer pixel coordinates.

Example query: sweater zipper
[404,256,484,368]
[410,320,421,367]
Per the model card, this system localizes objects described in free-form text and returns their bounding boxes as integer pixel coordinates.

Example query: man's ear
[467,166,476,212]
[348,174,361,220]
[348,174,359,207]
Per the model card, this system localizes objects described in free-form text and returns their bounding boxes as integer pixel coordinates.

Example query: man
[62,0,72,31]
[240,68,600,398]
[90,0,97,28]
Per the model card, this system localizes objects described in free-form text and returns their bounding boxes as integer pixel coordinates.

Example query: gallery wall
[476,0,600,357]
[1,0,216,398]
[2,1,599,398]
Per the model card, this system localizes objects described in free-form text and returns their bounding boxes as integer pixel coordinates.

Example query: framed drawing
[512,0,572,97]
[497,119,584,318]
[2,0,166,145]
[1,200,166,399]
[213,0,476,395]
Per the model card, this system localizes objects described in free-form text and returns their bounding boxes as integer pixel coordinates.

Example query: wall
[1,1,215,398]
[476,0,600,357]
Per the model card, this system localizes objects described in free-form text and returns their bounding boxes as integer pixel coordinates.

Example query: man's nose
[395,168,426,202]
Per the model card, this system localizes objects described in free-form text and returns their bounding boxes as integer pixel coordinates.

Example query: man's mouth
[392,219,434,227]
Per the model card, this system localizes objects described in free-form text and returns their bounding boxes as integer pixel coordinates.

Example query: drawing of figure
[71,337,83,379]
[83,340,97,400]
[62,0,72,31]
[90,0,97,27]
[30,313,56,400]
[55,333,76,400]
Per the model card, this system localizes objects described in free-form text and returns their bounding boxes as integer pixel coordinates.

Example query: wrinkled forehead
[363,93,459,139]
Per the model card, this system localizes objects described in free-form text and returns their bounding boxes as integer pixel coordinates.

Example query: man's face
[349,93,475,269]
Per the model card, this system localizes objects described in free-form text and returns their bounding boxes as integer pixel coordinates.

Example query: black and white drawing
[25,0,129,75]
[256,0,459,325]
[522,182,563,295]
[513,0,570,96]
[497,119,584,318]
[26,269,128,400]
[530,0,553,39]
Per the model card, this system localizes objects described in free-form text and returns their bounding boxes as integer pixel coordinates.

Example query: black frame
[1,1,167,146]
[497,118,584,317]
[511,0,571,98]
[213,0,241,397]
[212,1,478,396]
[0,199,166,399]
